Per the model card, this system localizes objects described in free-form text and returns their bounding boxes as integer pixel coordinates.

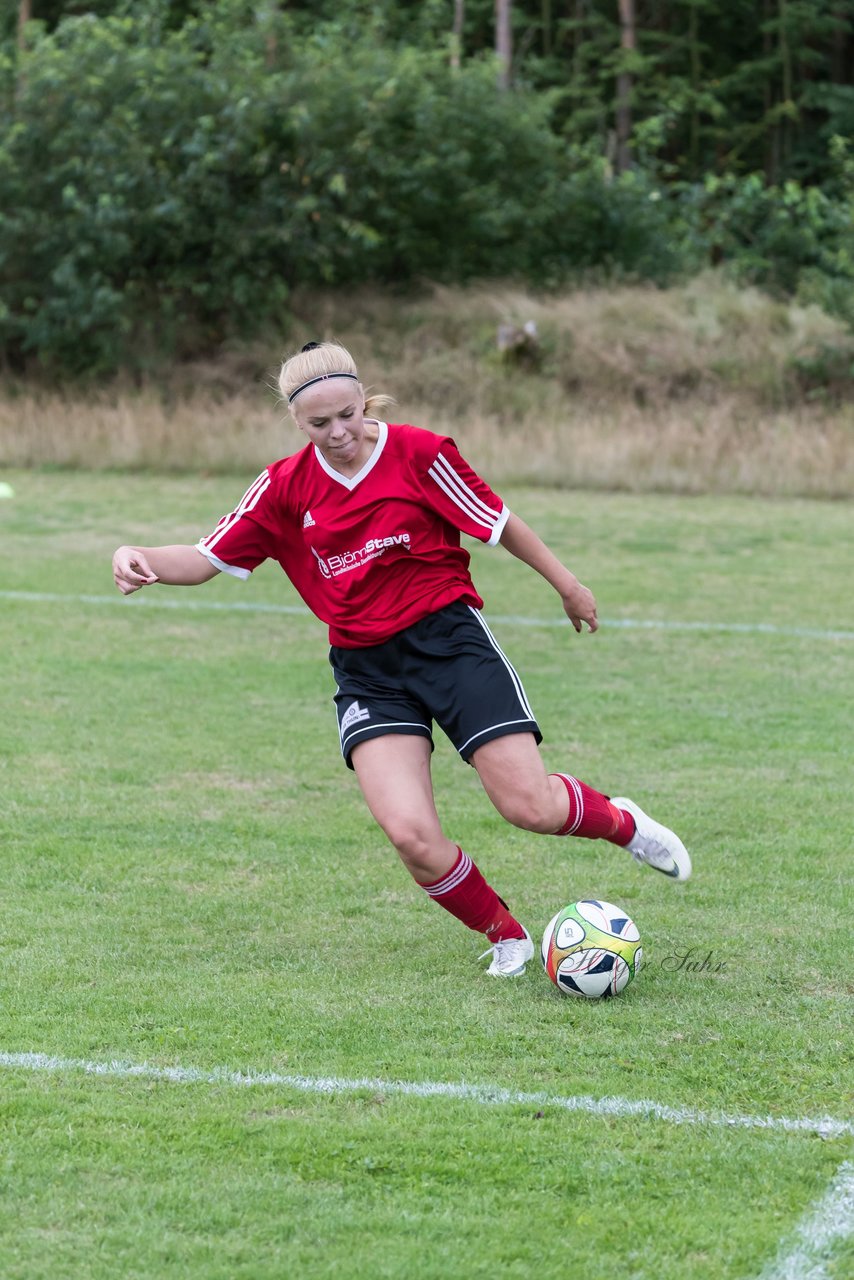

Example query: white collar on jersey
[313,420,388,489]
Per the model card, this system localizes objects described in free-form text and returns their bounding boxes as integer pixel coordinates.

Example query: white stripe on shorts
[340,720,430,757]
[466,607,536,721]
[457,717,540,758]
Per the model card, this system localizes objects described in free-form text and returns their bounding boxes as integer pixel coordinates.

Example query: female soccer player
[112,341,691,978]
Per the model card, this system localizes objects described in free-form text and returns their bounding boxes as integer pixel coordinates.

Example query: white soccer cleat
[479,927,535,977]
[610,797,692,882]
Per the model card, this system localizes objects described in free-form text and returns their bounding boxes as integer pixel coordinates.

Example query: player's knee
[492,784,553,833]
[381,816,439,876]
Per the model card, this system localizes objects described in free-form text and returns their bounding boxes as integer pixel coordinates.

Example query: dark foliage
[3,1,853,373]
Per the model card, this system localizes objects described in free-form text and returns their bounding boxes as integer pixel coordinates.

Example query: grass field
[0,469,852,1279]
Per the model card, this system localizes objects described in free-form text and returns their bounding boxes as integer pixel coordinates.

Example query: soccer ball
[541,899,642,998]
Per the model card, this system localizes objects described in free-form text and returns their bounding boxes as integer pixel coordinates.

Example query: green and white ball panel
[555,914,586,948]
[555,947,631,998]
[575,899,640,941]
[541,899,643,999]
[540,910,562,969]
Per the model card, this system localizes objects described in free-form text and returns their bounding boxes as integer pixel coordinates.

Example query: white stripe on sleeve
[427,453,501,532]
[200,471,271,553]
[195,545,251,579]
[488,504,510,546]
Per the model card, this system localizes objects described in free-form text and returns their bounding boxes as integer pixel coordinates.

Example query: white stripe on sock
[424,851,473,897]
[554,773,584,836]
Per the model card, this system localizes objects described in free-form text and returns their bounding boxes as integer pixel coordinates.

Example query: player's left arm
[498,512,598,633]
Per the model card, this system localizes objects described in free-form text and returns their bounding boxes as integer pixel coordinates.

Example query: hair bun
[300,341,322,353]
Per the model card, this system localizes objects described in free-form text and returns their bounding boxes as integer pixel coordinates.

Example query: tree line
[2,1,853,375]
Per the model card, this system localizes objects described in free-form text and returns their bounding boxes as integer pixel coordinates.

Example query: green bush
[0,9,297,374]
[0,9,684,375]
[2,7,851,377]
[677,161,854,328]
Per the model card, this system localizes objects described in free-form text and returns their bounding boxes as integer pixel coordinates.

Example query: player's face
[291,379,370,473]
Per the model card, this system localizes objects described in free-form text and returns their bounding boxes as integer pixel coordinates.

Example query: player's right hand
[112,546,159,595]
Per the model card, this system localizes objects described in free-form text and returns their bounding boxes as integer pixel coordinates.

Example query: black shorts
[330,601,542,768]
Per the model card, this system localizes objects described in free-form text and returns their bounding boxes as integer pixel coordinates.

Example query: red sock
[422,848,526,941]
[550,774,635,845]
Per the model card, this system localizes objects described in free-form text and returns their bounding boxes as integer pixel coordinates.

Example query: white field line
[1,589,853,642]
[756,1161,854,1280]
[0,1052,851,1139]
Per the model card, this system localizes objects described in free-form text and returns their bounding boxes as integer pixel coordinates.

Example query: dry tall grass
[2,275,853,496]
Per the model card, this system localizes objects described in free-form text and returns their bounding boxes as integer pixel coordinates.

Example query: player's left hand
[562,581,598,633]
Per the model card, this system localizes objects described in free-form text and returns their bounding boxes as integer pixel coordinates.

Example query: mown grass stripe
[0,1052,851,1138]
[2,589,852,642]
[757,1161,854,1280]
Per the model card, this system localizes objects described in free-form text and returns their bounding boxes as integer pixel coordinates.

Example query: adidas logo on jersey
[303,510,316,528]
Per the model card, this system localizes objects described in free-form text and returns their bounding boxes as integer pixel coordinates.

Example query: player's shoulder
[385,422,456,459]
[265,443,313,484]
[245,447,312,522]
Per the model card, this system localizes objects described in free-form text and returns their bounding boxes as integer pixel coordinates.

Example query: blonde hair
[279,341,395,417]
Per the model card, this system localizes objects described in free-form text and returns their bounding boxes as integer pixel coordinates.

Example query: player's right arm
[112,544,220,595]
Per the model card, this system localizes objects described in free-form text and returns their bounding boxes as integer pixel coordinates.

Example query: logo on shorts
[341,700,371,733]
[303,510,315,528]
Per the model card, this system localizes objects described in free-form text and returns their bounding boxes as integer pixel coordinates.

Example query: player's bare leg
[350,734,456,883]
[350,734,533,973]
[470,733,571,832]
[471,733,691,879]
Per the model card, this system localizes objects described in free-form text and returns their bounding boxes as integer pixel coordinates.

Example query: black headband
[287,342,359,404]
[287,371,359,404]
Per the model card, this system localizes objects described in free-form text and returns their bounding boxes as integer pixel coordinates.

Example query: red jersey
[196,422,509,647]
